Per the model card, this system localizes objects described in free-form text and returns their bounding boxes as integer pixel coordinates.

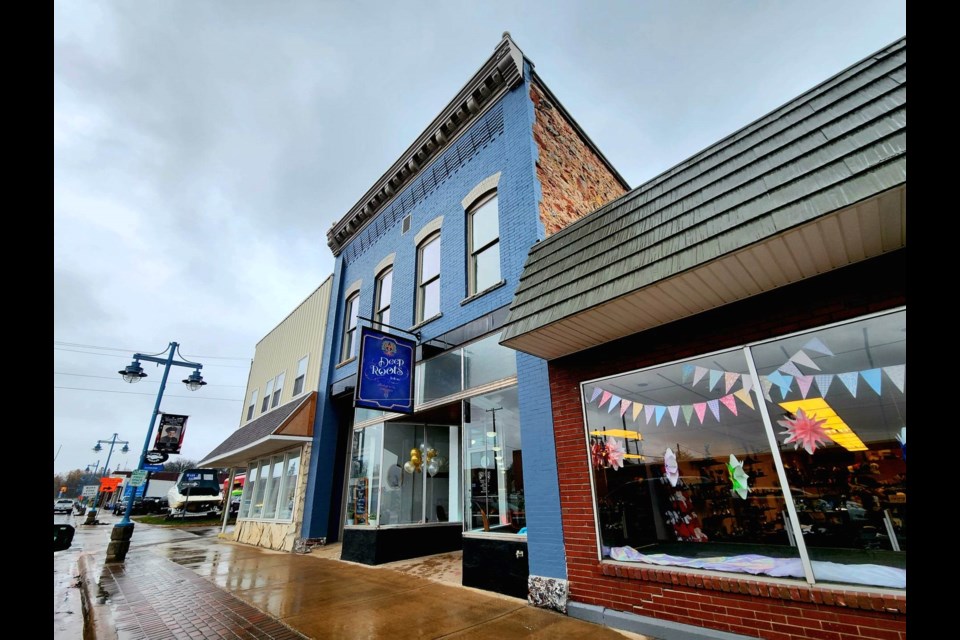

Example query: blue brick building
[300,34,628,603]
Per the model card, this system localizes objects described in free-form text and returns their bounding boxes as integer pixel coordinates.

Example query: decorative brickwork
[531,82,627,237]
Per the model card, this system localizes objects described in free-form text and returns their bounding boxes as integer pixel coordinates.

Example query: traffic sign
[130,469,148,487]
[143,464,164,472]
[81,485,98,498]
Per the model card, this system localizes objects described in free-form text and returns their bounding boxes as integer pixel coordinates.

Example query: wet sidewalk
[61,511,650,640]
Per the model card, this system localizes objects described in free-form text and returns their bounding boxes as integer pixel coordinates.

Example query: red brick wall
[531,82,627,236]
[548,252,907,640]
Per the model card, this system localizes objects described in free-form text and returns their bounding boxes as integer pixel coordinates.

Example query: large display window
[581,308,905,589]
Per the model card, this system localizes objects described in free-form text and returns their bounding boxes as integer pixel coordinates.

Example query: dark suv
[113,497,169,515]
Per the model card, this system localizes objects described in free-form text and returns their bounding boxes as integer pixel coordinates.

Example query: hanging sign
[354,327,416,414]
[154,413,188,454]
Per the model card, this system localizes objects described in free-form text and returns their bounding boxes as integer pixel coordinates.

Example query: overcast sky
[53,1,906,478]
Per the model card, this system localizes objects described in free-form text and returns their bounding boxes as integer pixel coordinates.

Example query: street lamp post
[87,434,130,520]
[108,341,206,562]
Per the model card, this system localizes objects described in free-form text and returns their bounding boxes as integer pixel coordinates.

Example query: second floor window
[293,356,308,396]
[271,372,285,408]
[417,232,441,323]
[374,267,393,327]
[342,292,360,362]
[261,378,274,413]
[247,389,258,421]
[468,192,500,295]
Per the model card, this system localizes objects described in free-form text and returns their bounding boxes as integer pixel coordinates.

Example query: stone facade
[531,82,627,237]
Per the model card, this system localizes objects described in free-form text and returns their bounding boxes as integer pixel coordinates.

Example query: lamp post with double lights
[86,434,130,522]
[108,341,206,562]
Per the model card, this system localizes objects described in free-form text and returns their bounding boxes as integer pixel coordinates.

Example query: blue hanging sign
[354,327,416,414]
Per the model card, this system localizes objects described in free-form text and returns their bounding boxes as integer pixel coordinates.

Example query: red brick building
[501,38,906,640]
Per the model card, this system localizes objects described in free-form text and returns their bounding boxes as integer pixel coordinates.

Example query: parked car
[112,497,170,515]
[53,498,76,514]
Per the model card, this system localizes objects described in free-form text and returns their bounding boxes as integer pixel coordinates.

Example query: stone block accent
[528,575,568,613]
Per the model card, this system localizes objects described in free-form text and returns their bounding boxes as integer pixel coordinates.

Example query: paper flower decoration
[777,408,830,455]
[663,447,680,486]
[605,437,625,470]
[590,441,608,469]
[727,454,750,500]
[895,426,906,460]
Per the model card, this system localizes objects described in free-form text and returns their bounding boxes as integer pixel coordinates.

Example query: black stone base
[462,535,529,598]
[341,524,462,565]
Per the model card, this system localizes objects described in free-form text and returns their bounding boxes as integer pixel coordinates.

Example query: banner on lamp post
[354,327,416,414]
[154,413,188,454]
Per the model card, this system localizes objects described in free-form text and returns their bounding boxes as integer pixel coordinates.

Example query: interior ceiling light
[779,398,867,451]
[589,429,642,440]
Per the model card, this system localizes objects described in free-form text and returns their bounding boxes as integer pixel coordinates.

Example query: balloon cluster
[404,443,445,476]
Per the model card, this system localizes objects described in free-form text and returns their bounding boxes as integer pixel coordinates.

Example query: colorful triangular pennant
[719,394,738,416]
[668,405,679,426]
[790,350,821,371]
[607,395,621,413]
[884,365,905,393]
[733,387,755,410]
[796,375,814,399]
[724,372,740,394]
[861,369,882,396]
[837,372,858,398]
[804,337,834,356]
[814,374,834,397]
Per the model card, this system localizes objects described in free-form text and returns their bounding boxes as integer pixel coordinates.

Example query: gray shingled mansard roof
[198,394,313,468]
[501,37,905,360]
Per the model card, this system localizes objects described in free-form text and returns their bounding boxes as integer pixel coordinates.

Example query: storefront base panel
[340,524,462,565]
[569,602,753,640]
[566,565,906,640]
[462,536,529,599]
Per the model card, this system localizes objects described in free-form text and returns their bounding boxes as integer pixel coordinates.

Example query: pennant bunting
[654,405,666,426]
[760,377,774,402]
[861,369,882,396]
[796,375,814,399]
[632,402,643,422]
[790,350,821,371]
[644,405,655,425]
[681,364,694,382]
[733,387,755,410]
[719,394,738,416]
[884,365,905,393]
[668,405,680,426]
[766,371,793,399]
[693,366,708,387]
[804,337,834,356]
[707,399,720,422]
[837,372,858,398]
[590,387,602,403]
[682,404,694,425]
[619,399,631,417]
[694,402,707,424]
[742,375,753,393]
[607,395,621,413]
[599,391,612,408]
[814,374,834,397]
[724,371,740,394]
[778,360,804,378]
[708,369,722,391]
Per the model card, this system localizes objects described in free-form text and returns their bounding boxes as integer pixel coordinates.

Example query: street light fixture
[86,433,131,521]
[108,341,206,562]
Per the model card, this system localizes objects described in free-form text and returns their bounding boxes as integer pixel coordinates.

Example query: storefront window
[380,423,459,525]
[417,349,462,403]
[464,332,516,388]
[276,451,300,520]
[750,310,906,587]
[237,450,300,522]
[261,455,284,519]
[346,424,382,526]
[581,309,906,590]
[464,386,524,534]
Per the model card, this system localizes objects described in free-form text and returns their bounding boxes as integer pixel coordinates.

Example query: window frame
[374,266,393,328]
[341,291,360,363]
[293,356,308,396]
[271,372,285,408]
[416,231,441,324]
[246,389,258,421]
[261,379,274,413]
[467,191,500,296]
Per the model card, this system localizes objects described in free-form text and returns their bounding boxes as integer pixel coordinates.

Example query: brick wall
[548,251,907,640]
[531,81,627,237]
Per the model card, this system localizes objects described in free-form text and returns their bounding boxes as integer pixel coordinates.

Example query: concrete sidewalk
[60,511,651,639]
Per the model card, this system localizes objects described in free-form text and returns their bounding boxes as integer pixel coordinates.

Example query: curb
[78,551,117,640]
